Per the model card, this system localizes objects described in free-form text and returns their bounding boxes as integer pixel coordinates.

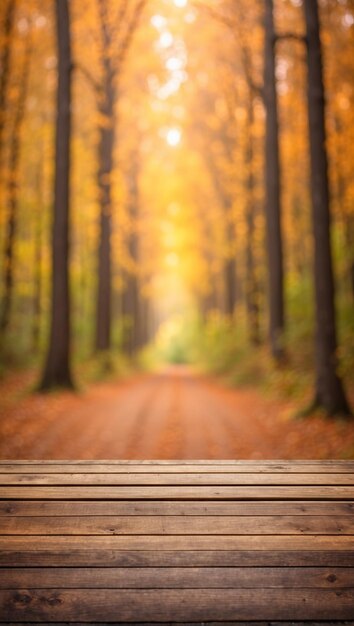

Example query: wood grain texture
[3,623,354,626]
[1,461,354,472]
[1,499,353,516]
[1,459,353,466]
[2,485,354,499]
[2,472,354,485]
[1,514,353,535]
[2,548,353,567]
[1,589,354,621]
[2,623,354,626]
[1,534,353,550]
[0,566,352,589]
[1,460,353,624]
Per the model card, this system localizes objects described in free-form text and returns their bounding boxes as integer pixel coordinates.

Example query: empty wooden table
[0,460,354,623]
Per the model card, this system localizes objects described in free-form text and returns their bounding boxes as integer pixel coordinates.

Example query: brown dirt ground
[0,366,353,459]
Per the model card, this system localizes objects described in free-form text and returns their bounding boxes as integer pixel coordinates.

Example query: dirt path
[0,366,353,459]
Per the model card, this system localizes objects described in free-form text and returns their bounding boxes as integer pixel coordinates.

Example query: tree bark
[343,213,354,302]
[304,0,350,415]
[333,115,354,303]
[0,0,16,173]
[139,293,150,346]
[224,259,236,317]
[0,31,31,338]
[263,0,285,361]
[32,208,42,353]
[122,155,142,355]
[32,161,44,352]
[223,204,237,318]
[39,0,73,390]
[122,273,139,355]
[95,71,115,352]
[204,154,237,318]
[245,89,261,346]
[84,0,146,354]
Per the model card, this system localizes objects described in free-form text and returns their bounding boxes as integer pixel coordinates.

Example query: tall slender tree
[78,0,146,354]
[94,0,116,354]
[39,0,73,390]
[122,151,142,355]
[303,0,350,415]
[0,0,16,175]
[0,29,32,338]
[0,1,16,341]
[199,1,280,350]
[263,0,284,362]
[204,154,237,318]
[245,88,261,346]
[32,158,44,352]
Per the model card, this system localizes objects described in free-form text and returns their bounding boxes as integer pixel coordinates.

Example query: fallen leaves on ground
[0,366,353,459]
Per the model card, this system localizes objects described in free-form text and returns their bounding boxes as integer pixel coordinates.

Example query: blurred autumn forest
[0,0,353,421]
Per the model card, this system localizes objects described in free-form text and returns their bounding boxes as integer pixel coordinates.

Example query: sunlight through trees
[0,0,353,415]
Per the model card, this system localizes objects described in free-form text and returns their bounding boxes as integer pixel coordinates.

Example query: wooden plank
[0,566,352,589]
[1,499,353,516]
[1,459,353,466]
[1,535,353,551]
[1,514,353,535]
[1,485,354,499]
[3,623,354,626]
[1,589,354,621]
[1,461,352,625]
[1,462,354,473]
[2,472,354,485]
[0,459,354,466]
[2,548,353,567]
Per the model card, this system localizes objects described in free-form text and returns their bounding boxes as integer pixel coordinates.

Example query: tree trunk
[343,213,354,303]
[95,74,115,352]
[263,0,285,361]
[122,155,142,355]
[205,155,237,318]
[39,0,73,390]
[304,0,350,415]
[140,294,150,346]
[95,85,114,351]
[32,210,42,353]
[0,0,16,172]
[245,89,261,346]
[122,273,139,355]
[0,32,31,338]
[90,0,146,354]
[333,115,354,303]
[32,161,44,352]
[224,204,237,318]
[200,287,217,320]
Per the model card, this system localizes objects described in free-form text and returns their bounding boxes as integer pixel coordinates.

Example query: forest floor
[0,365,353,460]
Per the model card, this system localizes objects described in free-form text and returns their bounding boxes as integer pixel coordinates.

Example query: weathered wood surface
[3,471,354,484]
[0,460,353,623]
[1,460,354,472]
[2,514,354,535]
[2,485,354,499]
[1,459,354,467]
